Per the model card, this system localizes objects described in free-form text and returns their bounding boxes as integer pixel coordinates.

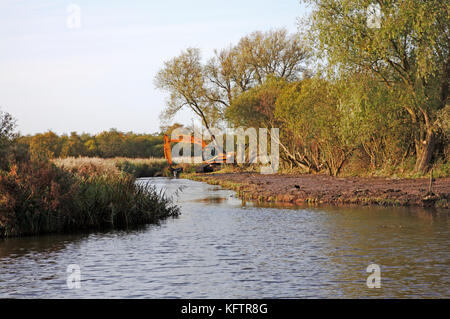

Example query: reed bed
[0,158,179,238]
[53,157,170,178]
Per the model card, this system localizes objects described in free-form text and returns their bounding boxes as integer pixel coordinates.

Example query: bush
[0,159,179,238]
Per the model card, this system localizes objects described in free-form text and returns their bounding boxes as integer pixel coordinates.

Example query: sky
[0,0,310,135]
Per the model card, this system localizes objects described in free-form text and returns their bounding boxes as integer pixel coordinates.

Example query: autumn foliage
[0,111,179,238]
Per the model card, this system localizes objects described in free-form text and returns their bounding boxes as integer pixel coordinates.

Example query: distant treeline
[15,129,164,159]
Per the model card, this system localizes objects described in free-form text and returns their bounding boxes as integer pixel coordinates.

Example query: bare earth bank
[187,173,449,208]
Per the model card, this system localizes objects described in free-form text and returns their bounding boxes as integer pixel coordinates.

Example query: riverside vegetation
[1,2,449,235]
[0,112,180,238]
[53,157,170,178]
[155,1,449,178]
[11,2,449,179]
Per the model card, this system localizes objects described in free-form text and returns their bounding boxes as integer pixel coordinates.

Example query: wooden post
[428,168,434,195]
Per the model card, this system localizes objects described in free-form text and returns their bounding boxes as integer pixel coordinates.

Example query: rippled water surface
[0,178,449,298]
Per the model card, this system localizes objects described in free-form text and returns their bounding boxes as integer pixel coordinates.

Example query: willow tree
[236,29,309,84]
[204,47,254,108]
[304,0,449,172]
[155,48,222,133]
[155,29,310,134]
[204,29,310,109]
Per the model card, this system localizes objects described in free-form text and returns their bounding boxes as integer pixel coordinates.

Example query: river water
[0,177,449,298]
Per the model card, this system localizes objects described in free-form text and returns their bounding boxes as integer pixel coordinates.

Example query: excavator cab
[163,134,233,174]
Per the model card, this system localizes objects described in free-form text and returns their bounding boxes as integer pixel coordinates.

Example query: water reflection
[0,177,448,298]
[0,234,86,260]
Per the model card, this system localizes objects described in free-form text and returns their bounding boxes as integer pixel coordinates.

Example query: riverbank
[185,172,449,208]
[0,158,179,238]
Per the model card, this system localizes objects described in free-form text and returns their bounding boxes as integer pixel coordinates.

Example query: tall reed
[53,157,170,177]
[0,159,179,238]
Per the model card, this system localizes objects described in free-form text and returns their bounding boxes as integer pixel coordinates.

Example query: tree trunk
[414,130,436,173]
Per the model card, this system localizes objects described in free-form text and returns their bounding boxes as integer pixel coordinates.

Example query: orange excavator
[163,134,233,174]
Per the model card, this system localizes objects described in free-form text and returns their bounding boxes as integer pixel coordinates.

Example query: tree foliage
[304,0,449,172]
[0,110,16,169]
[155,29,309,131]
[17,130,164,159]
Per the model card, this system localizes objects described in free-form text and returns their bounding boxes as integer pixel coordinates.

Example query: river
[0,177,449,298]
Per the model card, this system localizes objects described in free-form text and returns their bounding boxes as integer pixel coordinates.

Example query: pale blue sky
[0,0,309,135]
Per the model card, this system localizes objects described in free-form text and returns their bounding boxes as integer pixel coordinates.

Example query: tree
[61,132,87,158]
[275,77,360,176]
[155,48,222,133]
[0,110,16,168]
[274,80,323,172]
[29,131,62,159]
[339,72,413,171]
[0,110,15,148]
[96,129,125,158]
[226,76,287,129]
[160,123,185,137]
[205,47,254,108]
[304,0,449,172]
[155,29,310,135]
[84,138,99,157]
[234,29,309,84]
[205,29,310,107]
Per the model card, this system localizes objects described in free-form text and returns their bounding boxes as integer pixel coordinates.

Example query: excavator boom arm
[164,134,207,165]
